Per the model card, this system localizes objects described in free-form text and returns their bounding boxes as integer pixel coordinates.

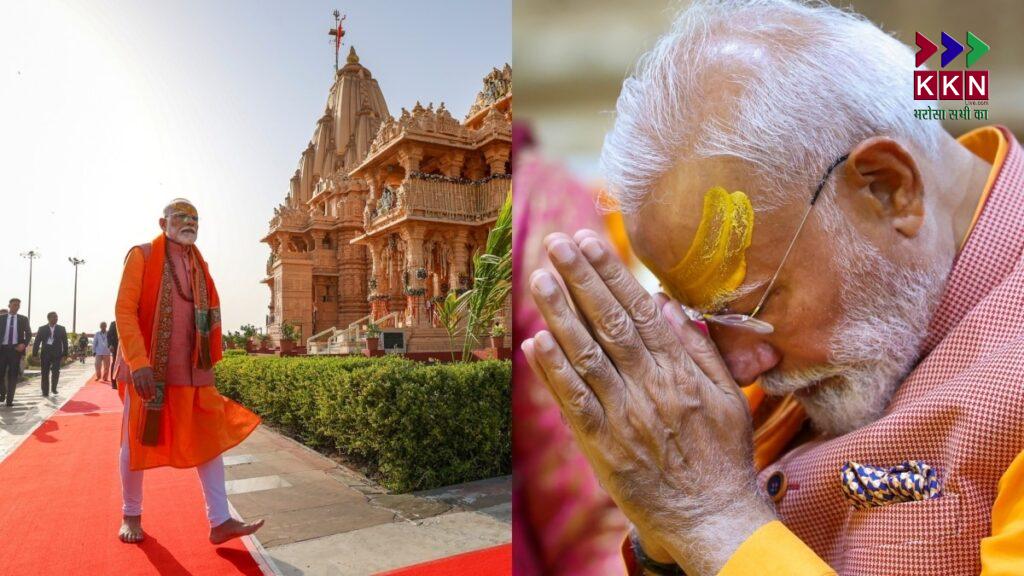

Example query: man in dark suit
[33,312,68,397]
[0,298,32,407]
[107,320,119,389]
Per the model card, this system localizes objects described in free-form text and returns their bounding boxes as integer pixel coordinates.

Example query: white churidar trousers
[119,391,232,526]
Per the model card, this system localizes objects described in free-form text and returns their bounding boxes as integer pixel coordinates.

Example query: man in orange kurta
[113,198,263,544]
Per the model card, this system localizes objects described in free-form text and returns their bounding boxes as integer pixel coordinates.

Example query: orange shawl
[115,234,258,470]
[138,233,222,377]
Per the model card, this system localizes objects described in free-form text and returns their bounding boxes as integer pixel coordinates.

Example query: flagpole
[333,10,340,71]
[329,10,346,73]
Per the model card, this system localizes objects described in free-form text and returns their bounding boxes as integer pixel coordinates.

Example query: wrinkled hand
[132,367,156,401]
[521,230,775,575]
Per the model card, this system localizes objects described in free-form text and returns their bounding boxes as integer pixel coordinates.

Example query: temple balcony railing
[366,175,509,232]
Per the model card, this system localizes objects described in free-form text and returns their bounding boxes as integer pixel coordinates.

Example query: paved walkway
[0,360,512,576]
[0,359,95,461]
[224,424,511,575]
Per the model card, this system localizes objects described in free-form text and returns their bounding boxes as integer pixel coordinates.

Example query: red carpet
[0,378,263,575]
[58,378,124,414]
[375,544,512,576]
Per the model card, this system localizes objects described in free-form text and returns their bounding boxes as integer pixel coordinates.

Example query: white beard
[168,228,197,245]
[760,233,949,437]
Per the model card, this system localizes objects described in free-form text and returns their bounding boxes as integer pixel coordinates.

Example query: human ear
[843,137,924,238]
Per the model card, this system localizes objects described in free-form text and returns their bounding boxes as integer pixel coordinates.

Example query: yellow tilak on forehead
[661,186,754,312]
[168,202,198,217]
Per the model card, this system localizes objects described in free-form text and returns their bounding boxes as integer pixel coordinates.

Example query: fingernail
[579,238,604,261]
[520,339,532,354]
[549,241,574,264]
[531,272,557,297]
[536,331,555,352]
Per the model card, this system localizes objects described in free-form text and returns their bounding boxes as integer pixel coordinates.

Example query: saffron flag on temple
[330,18,346,57]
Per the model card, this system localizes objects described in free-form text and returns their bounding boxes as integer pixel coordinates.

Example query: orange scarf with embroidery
[137,234,222,380]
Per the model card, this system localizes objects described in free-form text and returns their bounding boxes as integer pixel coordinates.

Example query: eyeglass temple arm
[749,153,849,317]
[749,206,812,317]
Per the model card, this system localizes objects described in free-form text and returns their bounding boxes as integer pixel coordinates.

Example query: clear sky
[0,0,511,335]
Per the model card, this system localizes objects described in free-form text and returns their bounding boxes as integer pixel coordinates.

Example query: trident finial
[328,10,347,72]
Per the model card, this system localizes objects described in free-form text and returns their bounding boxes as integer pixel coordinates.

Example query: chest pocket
[842,491,961,551]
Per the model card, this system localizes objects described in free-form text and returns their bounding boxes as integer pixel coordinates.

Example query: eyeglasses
[170,212,200,224]
[679,154,850,335]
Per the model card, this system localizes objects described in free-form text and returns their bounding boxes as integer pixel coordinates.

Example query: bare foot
[118,515,144,543]
[209,517,264,545]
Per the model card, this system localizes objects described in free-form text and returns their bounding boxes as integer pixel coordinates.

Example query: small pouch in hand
[138,381,166,446]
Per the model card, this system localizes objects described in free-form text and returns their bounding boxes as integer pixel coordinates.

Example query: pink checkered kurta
[759,126,1024,575]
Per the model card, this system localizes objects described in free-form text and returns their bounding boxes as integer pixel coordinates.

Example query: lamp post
[20,250,41,327]
[68,257,86,333]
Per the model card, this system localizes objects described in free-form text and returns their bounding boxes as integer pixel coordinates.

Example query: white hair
[163,198,196,217]
[600,0,944,216]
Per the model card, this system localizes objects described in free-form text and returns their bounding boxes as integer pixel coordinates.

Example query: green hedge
[214,355,511,492]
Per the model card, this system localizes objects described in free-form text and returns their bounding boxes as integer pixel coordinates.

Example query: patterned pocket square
[840,460,942,509]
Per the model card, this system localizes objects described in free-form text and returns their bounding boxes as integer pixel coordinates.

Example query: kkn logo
[913,31,989,101]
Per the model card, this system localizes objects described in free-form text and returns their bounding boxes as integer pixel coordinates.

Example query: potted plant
[240,324,259,352]
[279,321,298,355]
[225,331,237,349]
[490,322,508,350]
[259,333,272,353]
[364,321,382,354]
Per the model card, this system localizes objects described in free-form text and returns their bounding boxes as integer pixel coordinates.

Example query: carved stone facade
[262,48,511,353]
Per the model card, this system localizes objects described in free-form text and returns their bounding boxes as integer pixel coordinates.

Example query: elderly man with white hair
[114,198,264,545]
[521,1,1024,575]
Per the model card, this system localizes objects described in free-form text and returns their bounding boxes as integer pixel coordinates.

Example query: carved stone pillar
[484,147,510,176]
[397,146,424,174]
[368,240,389,320]
[338,230,369,326]
[371,298,389,319]
[310,230,326,251]
[439,152,466,179]
[402,227,427,326]
[364,181,379,227]
[451,229,471,292]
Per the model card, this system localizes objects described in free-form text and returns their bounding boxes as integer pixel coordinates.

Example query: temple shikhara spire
[262,40,512,356]
[328,10,346,72]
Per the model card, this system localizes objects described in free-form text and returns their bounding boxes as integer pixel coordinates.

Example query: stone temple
[262,47,511,355]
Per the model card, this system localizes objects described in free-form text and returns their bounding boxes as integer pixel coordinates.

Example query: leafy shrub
[280,321,299,341]
[223,349,247,357]
[214,355,510,492]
